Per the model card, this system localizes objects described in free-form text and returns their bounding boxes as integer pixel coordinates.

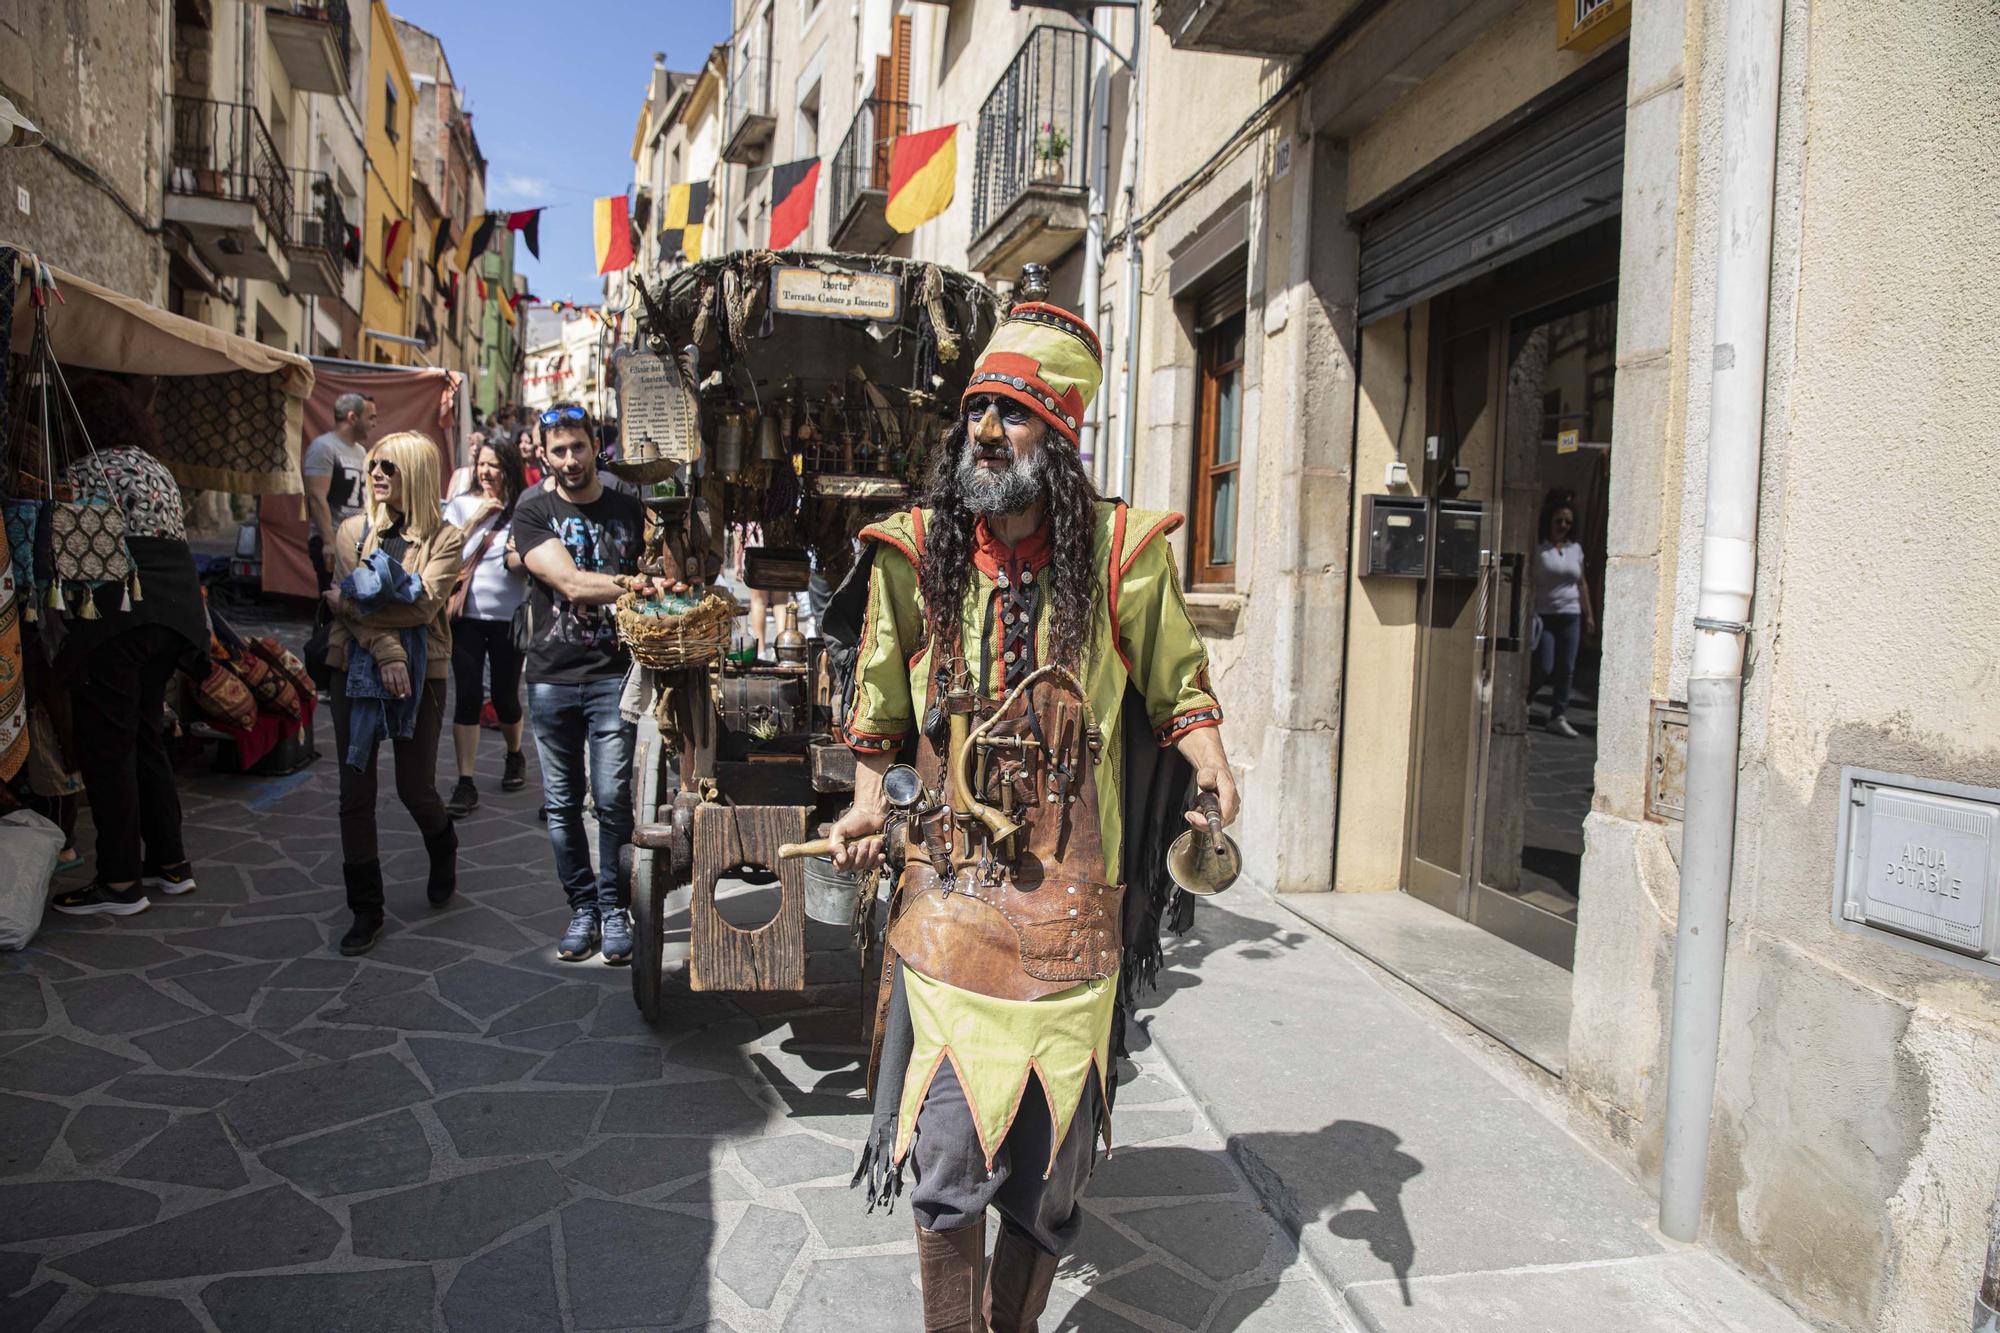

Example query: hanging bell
[756,412,785,463]
[713,412,747,475]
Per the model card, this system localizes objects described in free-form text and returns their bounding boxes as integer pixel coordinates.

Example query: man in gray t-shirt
[302,391,377,592]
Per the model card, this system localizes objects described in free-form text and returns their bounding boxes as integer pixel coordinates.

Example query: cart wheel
[629,843,666,1025]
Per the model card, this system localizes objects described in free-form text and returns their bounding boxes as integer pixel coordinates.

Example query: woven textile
[152,368,301,494]
[0,524,25,782]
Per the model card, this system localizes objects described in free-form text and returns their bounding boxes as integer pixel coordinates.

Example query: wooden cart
[620,251,999,1023]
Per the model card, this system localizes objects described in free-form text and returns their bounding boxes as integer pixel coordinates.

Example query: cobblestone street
[0,710,1342,1332]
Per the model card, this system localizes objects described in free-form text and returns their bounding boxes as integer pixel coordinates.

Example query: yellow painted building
[361,0,415,363]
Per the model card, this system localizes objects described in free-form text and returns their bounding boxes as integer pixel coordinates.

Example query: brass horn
[952,664,1096,856]
[1166,791,1241,896]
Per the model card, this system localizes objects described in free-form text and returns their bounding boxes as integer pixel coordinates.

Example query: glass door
[1462,291,1617,969]
[1404,323,1496,916]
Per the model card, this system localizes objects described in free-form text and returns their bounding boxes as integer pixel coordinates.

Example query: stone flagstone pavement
[0,703,1347,1332]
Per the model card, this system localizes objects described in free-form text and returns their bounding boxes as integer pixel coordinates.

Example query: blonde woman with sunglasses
[323,431,464,955]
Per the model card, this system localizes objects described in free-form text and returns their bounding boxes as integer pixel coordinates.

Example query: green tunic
[846,500,1222,1164]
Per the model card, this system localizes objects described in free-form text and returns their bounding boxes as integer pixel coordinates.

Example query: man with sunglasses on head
[511,402,657,964]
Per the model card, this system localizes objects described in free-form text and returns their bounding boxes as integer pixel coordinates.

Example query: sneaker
[1548,715,1580,739]
[339,915,384,956]
[501,750,528,792]
[557,906,601,961]
[142,862,197,896]
[52,881,150,917]
[600,908,633,965]
[445,777,480,819]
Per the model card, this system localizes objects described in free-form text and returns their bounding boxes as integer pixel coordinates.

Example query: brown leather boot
[984,1222,1059,1333]
[916,1217,988,1332]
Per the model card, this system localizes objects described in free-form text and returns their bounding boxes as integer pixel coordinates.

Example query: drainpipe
[1979,1186,2000,1333]
[1658,0,1785,1244]
[1078,8,1112,487]
[1111,10,1146,502]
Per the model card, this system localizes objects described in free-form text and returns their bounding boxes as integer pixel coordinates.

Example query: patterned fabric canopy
[2,248,314,494]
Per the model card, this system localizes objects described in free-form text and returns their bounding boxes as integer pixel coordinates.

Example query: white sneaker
[142,864,197,896]
[1548,716,1580,739]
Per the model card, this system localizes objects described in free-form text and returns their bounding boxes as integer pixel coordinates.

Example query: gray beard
[955,445,1046,515]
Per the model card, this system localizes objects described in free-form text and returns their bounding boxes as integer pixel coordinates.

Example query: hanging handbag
[5,261,141,622]
[446,513,503,622]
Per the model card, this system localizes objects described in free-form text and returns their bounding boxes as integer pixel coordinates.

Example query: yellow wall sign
[1557,428,1581,455]
[1558,0,1631,52]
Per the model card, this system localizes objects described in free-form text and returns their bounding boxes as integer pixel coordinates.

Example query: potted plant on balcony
[1035,121,1070,183]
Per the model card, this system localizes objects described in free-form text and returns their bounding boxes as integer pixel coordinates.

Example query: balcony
[285,170,347,299]
[267,0,351,96]
[1153,0,1373,57]
[829,97,915,253]
[721,55,775,165]
[165,96,292,282]
[967,27,1092,278]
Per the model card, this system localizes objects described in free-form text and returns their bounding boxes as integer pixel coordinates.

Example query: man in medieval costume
[824,297,1236,1331]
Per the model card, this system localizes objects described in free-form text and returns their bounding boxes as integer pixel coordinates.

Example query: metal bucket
[802,854,867,926]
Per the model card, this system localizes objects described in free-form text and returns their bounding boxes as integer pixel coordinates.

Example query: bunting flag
[593,194,633,274]
[885,126,957,233]
[475,274,489,301]
[767,158,820,251]
[456,211,499,271]
[383,218,410,295]
[428,219,453,284]
[658,182,710,263]
[505,208,543,259]
[503,291,524,324]
[446,270,460,313]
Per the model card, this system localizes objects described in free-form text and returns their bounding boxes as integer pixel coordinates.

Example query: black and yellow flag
[658,182,711,263]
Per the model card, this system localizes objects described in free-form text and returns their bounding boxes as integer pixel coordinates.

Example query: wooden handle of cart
[778,837,838,861]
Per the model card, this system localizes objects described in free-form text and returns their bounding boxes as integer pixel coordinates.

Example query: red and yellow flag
[383,218,411,295]
[885,126,957,234]
[593,194,633,274]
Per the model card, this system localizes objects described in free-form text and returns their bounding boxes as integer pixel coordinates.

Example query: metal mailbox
[1833,767,2000,976]
[1361,494,1430,579]
[1433,500,1485,581]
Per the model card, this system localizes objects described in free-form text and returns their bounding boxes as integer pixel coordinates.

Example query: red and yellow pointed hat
[961,301,1104,448]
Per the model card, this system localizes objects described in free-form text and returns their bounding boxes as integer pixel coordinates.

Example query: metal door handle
[1494,551,1526,653]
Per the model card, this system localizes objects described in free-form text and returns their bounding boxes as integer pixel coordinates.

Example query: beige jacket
[326,512,464,680]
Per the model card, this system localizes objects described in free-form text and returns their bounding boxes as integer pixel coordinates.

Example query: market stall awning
[4,248,314,494]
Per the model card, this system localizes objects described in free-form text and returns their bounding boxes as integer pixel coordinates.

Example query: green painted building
[475,235,523,417]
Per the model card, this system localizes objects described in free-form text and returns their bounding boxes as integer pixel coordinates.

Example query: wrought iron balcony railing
[290,170,348,264]
[971,26,1092,241]
[724,54,774,159]
[830,97,916,237]
[168,95,293,241]
[297,0,354,80]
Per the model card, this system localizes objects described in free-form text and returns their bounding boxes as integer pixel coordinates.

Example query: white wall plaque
[770,267,901,321]
[1834,767,2000,974]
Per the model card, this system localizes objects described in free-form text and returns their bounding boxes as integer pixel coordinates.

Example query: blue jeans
[1531,611,1583,718]
[527,677,635,910]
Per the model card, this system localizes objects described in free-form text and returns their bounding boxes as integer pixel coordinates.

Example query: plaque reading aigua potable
[1836,769,2000,965]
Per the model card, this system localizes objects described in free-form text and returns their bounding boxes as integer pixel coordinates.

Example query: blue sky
[391,0,733,305]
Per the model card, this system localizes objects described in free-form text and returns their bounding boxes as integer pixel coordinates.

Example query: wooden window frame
[1191,314,1245,590]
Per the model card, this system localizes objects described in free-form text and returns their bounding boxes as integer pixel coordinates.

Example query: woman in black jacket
[48,376,211,917]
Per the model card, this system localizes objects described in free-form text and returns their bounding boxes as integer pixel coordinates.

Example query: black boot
[425,820,459,908]
[340,860,385,955]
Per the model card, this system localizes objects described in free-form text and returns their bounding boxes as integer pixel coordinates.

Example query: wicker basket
[614,591,737,672]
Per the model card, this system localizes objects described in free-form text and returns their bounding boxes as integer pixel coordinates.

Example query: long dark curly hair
[918,419,1101,672]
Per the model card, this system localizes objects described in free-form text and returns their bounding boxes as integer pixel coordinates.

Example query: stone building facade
[707,0,2000,1329]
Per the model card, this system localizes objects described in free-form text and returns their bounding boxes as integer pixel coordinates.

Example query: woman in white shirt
[443,437,532,815]
[1530,490,1596,739]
